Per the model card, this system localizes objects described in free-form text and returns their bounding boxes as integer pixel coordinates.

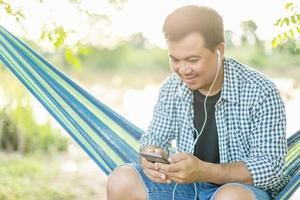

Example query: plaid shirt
[140,58,287,197]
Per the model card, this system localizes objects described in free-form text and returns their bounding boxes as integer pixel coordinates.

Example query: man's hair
[163,5,224,51]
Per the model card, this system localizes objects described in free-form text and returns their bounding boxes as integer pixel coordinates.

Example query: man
[107,5,287,200]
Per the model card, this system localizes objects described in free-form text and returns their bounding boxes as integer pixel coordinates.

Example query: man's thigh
[210,183,272,200]
[127,163,196,200]
[127,163,271,200]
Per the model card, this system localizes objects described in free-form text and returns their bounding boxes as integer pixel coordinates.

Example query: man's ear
[216,42,225,59]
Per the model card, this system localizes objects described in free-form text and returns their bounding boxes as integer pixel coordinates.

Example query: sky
[0,0,297,48]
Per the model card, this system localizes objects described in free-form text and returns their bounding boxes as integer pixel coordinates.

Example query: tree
[240,20,259,45]
[272,2,300,48]
[0,0,129,68]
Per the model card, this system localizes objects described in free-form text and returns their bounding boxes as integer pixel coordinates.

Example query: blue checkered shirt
[140,58,288,197]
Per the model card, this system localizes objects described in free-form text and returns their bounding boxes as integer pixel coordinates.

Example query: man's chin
[186,84,201,91]
[185,83,208,92]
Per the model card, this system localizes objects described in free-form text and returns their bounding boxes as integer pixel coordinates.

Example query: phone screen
[140,152,170,164]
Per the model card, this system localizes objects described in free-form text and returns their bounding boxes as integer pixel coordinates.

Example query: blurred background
[0,0,299,199]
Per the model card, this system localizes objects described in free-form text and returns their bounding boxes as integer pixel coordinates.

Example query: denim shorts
[126,163,272,200]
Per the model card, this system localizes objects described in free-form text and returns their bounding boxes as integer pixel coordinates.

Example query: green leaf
[40,31,46,40]
[291,15,296,24]
[272,38,279,48]
[47,33,53,42]
[64,48,81,69]
[291,15,300,24]
[285,2,294,11]
[277,34,284,42]
[289,29,295,38]
[280,17,290,27]
[274,18,281,26]
[297,27,300,34]
[53,27,67,48]
[283,32,289,39]
[5,4,12,14]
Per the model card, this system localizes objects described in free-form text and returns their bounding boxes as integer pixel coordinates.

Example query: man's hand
[140,147,171,184]
[155,152,206,184]
[154,152,253,185]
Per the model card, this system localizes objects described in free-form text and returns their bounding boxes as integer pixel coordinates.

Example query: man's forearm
[202,161,253,185]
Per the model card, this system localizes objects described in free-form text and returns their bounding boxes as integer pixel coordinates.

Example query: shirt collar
[220,57,240,104]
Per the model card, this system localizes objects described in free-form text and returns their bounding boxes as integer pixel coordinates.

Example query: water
[1,76,298,137]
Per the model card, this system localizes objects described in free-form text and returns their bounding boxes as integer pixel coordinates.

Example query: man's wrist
[195,159,216,182]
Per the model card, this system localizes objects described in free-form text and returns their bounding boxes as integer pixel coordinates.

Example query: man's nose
[178,63,192,75]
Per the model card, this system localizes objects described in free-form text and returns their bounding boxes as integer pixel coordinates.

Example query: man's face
[167,33,220,93]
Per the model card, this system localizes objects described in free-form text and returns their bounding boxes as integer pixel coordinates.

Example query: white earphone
[172,49,223,200]
[216,49,221,66]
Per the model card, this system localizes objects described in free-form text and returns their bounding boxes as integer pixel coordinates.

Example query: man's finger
[143,169,170,184]
[153,148,166,157]
[155,162,181,173]
[169,152,189,163]
[142,158,156,170]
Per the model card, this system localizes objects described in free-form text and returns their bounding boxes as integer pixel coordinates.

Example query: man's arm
[155,152,253,184]
[241,88,287,189]
[203,161,253,185]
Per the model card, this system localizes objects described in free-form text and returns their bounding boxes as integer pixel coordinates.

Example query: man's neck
[199,63,224,96]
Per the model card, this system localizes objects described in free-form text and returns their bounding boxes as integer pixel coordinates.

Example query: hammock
[0,25,299,199]
[0,25,142,174]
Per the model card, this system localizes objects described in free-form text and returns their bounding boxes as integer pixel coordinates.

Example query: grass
[0,152,72,200]
[0,146,107,200]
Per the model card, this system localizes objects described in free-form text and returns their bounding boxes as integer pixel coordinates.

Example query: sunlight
[1,0,290,48]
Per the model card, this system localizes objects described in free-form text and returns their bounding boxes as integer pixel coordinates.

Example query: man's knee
[213,185,255,200]
[107,165,146,200]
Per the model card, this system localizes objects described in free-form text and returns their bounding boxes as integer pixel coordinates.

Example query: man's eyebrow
[169,54,201,60]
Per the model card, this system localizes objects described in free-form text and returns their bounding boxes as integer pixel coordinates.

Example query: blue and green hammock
[0,26,299,199]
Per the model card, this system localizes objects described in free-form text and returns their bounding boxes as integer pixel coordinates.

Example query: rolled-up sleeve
[242,88,287,190]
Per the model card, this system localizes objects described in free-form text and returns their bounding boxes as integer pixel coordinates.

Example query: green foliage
[64,47,81,70]
[0,77,68,155]
[0,70,67,154]
[0,105,68,154]
[0,0,25,22]
[1,0,126,69]
[273,2,300,48]
[226,44,266,67]
[44,34,170,73]
[40,26,67,49]
[240,20,261,46]
[276,38,300,54]
[0,110,23,152]
[0,153,72,200]
[226,41,300,69]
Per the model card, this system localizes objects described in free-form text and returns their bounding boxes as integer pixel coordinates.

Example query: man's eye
[188,60,198,63]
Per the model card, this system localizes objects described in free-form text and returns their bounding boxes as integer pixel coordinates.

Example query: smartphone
[140,152,170,164]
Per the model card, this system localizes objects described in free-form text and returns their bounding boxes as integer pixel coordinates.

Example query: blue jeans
[126,163,272,200]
